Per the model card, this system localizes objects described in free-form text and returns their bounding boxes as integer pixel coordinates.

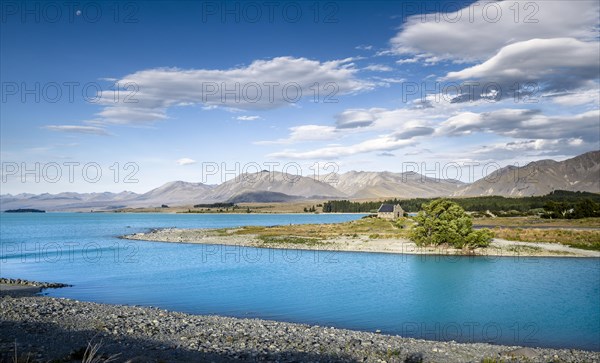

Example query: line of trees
[542,199,600,219]
[322,191,600,215]
[193,203,236,208]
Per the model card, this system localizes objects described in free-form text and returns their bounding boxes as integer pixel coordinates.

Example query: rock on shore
[1,295,598,363]
[0,277,71,289]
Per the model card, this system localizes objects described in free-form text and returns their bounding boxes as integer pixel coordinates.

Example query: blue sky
[1,0,599,194]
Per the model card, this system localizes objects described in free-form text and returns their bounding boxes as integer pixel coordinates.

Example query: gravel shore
[1,284,598,363]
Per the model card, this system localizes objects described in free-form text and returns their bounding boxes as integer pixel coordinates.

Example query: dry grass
[11,341,32,363]
[257,235,324,246]
[6,339,120,363]
[493,228,600,251]
[474,216,600,228]
[223,217,412,240]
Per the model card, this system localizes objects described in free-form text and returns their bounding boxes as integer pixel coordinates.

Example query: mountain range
[2,151,598,211]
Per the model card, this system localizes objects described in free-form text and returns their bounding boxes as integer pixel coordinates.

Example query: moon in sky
[76,10,82,16]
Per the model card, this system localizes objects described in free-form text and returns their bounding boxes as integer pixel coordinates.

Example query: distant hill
[454,151,600,197]
[0,191,138,212]
[1,151,598,211]
[226,191,302,203]
[4,208,45,213]
[131,181,214,206]
[204,171,346,202]
[330,171,464,199]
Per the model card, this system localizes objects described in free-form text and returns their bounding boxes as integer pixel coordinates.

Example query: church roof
[378,204,394,213]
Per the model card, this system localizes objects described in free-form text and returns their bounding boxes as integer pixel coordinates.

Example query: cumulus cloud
[260,105,446,158]
[389,1,599,105]
[391,1,599,62]
[176,158,197,166]
[44,125,110,136]
[94,57,372,125]
[260,106,440,149]
[443,38,600,102]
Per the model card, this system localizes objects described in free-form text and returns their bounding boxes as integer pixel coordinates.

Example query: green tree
[410,199,492,249]
[571,199,600,219]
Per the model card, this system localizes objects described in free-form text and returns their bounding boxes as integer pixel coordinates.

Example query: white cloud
[355,45,373,50]
[264,101,599,162]
[176,158,197,166]
[256,125,338,145]
[446,38,598,84]
[260,106,440,148]
[545,88,600,106]
[439,38,600,103]
[471,138,593,160]
[335,109,377,129]
[94,57,373,125]
[391,1,599,62]
[44,125,110,136]
[336,107,444,132]
[439,109,600,143]
[236,115,261,121]
[262,106,442,158]
[373,77,406,84]
[396,58,418,65]
[363,64,393,72]
[268,134,416,159]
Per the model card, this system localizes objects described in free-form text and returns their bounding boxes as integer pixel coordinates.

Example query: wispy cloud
[256,125,337,145]
[44,125,110,136]
[268,134,416,159]
[363,64,393,72]
[92,57,374,125]
[335,109,376,129]
[438,109,600,143]
[236,115,261,121]
[471,138,591,161]
[176,158,197,166]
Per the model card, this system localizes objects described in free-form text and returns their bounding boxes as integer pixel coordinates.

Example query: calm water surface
[1,213,599,350]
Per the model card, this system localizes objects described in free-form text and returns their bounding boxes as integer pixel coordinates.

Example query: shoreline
[1,285,598,362]
[122,228,600,258]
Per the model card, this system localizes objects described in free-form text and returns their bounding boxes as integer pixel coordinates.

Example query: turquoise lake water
[1,213,599,350]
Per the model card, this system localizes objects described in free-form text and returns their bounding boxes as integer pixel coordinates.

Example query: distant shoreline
[122,227,600,258]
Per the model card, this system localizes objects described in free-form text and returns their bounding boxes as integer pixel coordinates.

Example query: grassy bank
[492,228,600,251]
[222,216,600,251]
[473,216,600,228]
[221,217,411,242]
